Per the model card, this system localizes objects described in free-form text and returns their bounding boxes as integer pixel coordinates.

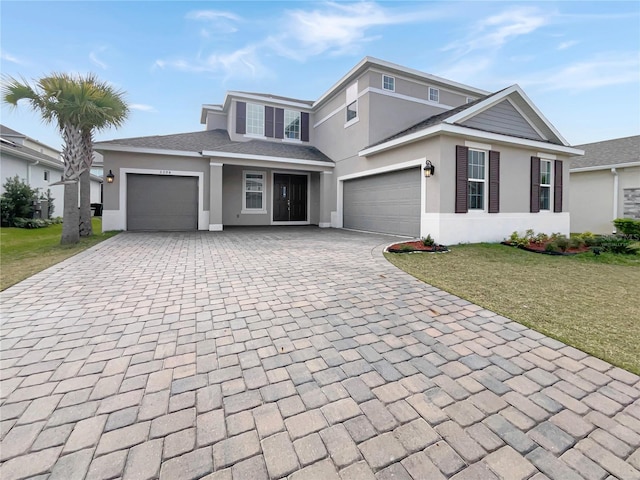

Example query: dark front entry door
[273,174,307,222]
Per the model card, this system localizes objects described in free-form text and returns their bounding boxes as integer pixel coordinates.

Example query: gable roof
[360,84,578,157]
[0,137,65,169]
[571,135,640,170]
[0,124,26,138]
[95,129,332,164]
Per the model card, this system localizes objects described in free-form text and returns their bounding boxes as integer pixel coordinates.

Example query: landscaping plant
[0,176,39,227]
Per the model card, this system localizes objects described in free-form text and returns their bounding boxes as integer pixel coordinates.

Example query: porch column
[209,162,223,231]
[319,171,333,228]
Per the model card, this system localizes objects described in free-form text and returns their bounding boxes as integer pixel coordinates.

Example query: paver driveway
[1,227,639,480]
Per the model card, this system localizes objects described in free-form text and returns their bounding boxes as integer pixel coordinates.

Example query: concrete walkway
[1,227,639,480]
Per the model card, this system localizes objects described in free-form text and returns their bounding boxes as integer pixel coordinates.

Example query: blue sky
[1,1,639,150]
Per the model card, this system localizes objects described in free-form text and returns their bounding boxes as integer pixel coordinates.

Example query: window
[429,87,439,103]
[540,160,552,210]
[468,150,486,210]
[246,103,264,136]
[382,75,395,91]
[346,101,357,122]
[44,171,49,181]
[243,171,266,212]
[284,110,300,140]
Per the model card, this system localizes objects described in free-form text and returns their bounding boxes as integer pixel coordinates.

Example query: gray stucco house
[96,57,583,244]
[570,135,640,234]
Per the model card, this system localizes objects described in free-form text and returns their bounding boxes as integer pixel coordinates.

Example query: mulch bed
[501,241,590,256]
[387,241,449,253]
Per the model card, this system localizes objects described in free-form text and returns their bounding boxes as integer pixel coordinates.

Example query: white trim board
[94,144,202,157]
[359,123,584,157]
[570,162,640,173]
[203,151,334,169]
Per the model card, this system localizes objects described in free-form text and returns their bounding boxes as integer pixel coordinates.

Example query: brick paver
[1,228,639,479]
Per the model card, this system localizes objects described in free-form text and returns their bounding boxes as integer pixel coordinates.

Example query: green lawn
[1,218,119,291]
[385,244,640,374]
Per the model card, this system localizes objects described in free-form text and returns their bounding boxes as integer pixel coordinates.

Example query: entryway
[273,173,308,223]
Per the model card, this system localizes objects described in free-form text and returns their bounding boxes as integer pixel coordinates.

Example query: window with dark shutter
[236,102,246,134]
[489,150,500,213]
[301,112,309,142]
[275,108,284,139]
[456,145,469,213]
[265,106,274,138]
[530,156,540,213]
[554,160,563,212]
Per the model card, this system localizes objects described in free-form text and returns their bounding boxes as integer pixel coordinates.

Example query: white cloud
[523,53,640,92]
[186,9,241,36]
[267,1,438,60]
[1,50,26,65]
[443,7,549,57]
[89,50,108,70]
[130,104,156,112]
[154,45,270,80]
[557,40,578,50]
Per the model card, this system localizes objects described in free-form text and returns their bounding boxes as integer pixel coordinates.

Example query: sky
[1,1,639,151]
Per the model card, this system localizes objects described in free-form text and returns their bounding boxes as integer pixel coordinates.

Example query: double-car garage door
[127,174,198,231]
[343,167,421,237]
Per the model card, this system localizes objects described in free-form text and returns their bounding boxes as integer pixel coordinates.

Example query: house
[0,124,103,217]
[95,57,583,244]
[570,135,640,234]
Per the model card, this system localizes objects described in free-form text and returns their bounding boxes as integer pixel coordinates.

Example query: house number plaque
[159,170,172,175]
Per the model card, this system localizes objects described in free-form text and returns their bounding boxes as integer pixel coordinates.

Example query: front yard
[1,218,118,291]
[386,244,640,374]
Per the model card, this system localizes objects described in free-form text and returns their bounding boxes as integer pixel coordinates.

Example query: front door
[273,174,307,222]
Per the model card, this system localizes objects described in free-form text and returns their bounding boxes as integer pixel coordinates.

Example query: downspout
[611,168,619,232]
[27,160,40,184]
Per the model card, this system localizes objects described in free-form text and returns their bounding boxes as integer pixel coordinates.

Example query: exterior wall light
[424,160,435,178]
[106,170,115,183]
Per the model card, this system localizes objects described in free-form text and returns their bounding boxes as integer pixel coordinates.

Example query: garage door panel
[127,174,198,231]
[343,168,420,237]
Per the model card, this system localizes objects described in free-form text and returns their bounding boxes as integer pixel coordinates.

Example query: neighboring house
[570,135,640,234]
[0,124,103,217]
[95,57,583,244]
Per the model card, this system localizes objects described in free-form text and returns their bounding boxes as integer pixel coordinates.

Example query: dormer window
[246,103,264,136]
[382,75,395,92]
[429,87,440,103]
[284,110,301,140]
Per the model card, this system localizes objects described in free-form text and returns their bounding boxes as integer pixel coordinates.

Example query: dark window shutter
[530,156,540,213]
[488,150,500,213]
[456,145,469,213]
[554,160,563,212]
[265,106,274,138]
[236,102,246,135]
[301,112,310,142]
[275,108,284,139]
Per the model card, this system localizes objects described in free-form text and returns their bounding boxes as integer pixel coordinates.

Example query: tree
[0,176,39,226]
[3,73,128,243]
[78,76,128,237]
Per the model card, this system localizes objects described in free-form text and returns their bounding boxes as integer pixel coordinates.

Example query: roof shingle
[572,135,640,169]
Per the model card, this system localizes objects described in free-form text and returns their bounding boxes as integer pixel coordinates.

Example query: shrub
[533,232,549,245]
[555,235,569,252]
[545,242,558,253]
[1,176,39,226]
[12,217,50,229]
[613,218,640,237]
[508,230,534,248]
[41,189,55,218]
[597,235,639,255]
[569,236,585,249]
[399,244,415,252]
[421,234,435,247]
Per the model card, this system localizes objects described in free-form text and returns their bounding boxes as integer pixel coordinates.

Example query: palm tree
[3,73,128,243]
[77,76,128,237]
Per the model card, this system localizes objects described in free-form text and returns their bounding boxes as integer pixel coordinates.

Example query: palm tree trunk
[60,122,83,245]
[79,169,93,236]
[62,180,80,244]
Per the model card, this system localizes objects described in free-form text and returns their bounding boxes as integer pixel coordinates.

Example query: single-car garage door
[127,174,198,231]
[343,168,421,237]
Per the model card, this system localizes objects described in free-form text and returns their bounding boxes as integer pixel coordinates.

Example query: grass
[1,218,119,291]
[385,244,640,374]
